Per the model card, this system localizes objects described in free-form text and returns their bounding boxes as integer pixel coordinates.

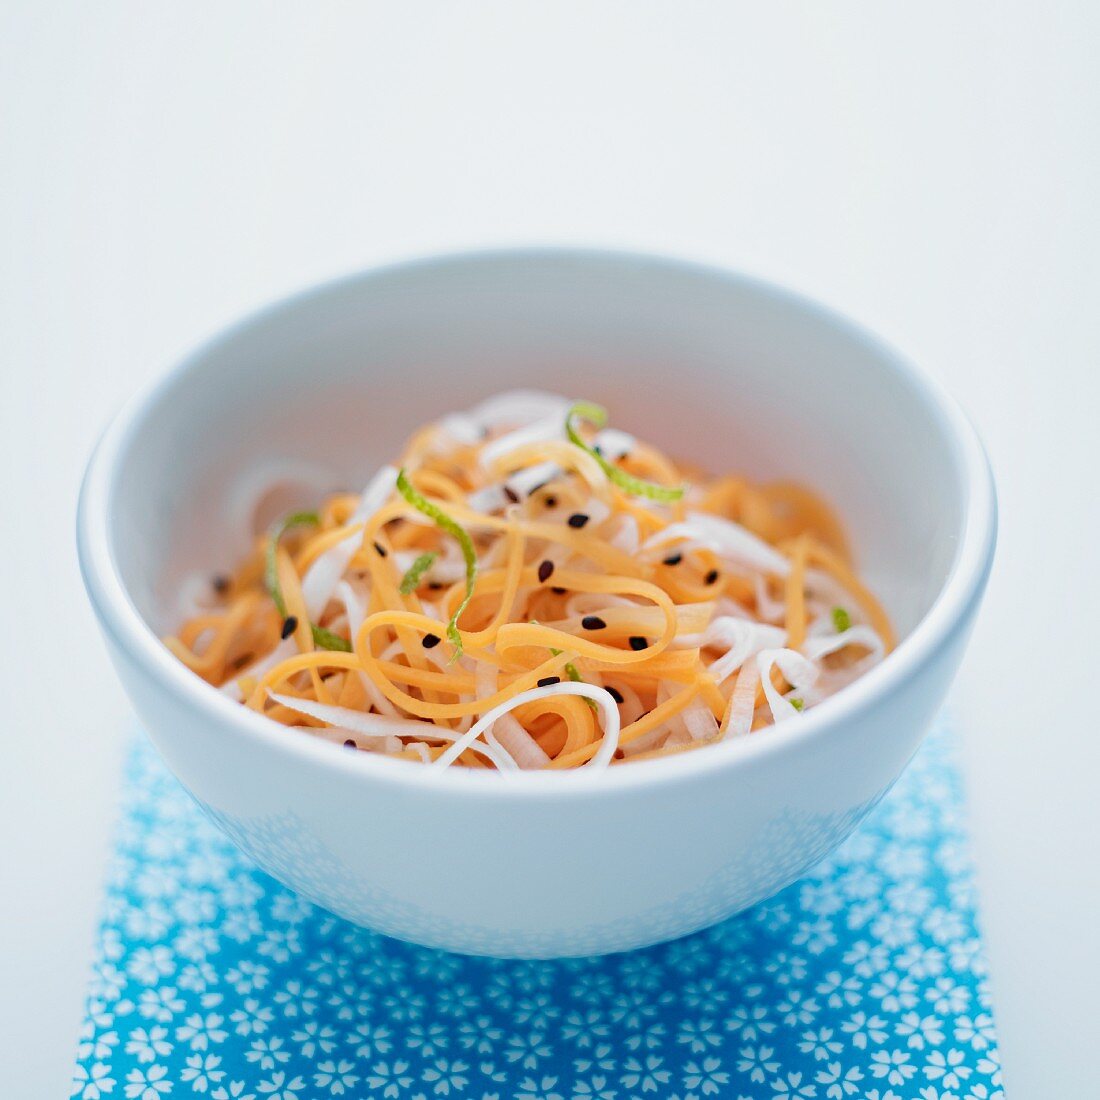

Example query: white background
[2,3,1096,1095]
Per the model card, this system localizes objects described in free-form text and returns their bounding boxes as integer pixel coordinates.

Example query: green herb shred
[831,606,852,633]
[264,511,351,652]
[566,401,685,502]
[399,551,439,595]
[396,468,477,660]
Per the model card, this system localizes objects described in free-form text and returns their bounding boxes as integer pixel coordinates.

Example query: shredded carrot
[784,535,811,650]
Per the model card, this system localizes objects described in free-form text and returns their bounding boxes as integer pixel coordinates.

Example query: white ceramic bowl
[78,249,996,957]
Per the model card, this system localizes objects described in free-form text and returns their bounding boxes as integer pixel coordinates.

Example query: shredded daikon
[269,691,514,769]
[435,682,621,770]
[692,617,788,685]
[480,413,567,470]
[645,512,791,576]
[756,648,821,723]
[721,660,760,739]
[475,663,547,770]
[300,465,397,619]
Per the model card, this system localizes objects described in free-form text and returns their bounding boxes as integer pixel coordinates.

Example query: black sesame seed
[373,541,387,557]
[581,615,607,630]
[428,582,444,590]
[543,495,558,508]
[422,633,441,649]
[567,513,590,529]
[503,485,520,504]
[343,739,357,749]
[662,553,682,567]
[606,686,624,704]
[551,586,567,595]
[537,560,555,583]
[593,444,603,456]
[705,568,720,585]
[212,574,230,594]
[537,676,561,687]
[280,616,298,639]
[629,636,649,651]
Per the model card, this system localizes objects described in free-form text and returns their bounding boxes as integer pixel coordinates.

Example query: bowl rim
[77,246,997,800]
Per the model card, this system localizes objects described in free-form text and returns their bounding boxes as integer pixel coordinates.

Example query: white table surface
[2,4,1097,1095]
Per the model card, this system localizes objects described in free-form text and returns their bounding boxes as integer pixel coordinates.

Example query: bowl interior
[105,252,965,643]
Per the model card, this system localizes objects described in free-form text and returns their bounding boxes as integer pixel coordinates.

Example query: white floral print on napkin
[72,720,1001,1100]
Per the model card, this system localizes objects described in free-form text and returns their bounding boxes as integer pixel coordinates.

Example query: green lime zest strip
[396,468,476,660]
[310,624,352,652]
[565,401,685,502]
[265,511,351,652]
[549,647,584,684]
[546,636,597,712]
[831,606,852,633]
[562,662,597,710]
[399,552,439,595]
[264,511,320,617]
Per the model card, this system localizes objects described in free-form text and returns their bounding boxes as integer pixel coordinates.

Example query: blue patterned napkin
[72,720,1002,1100]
